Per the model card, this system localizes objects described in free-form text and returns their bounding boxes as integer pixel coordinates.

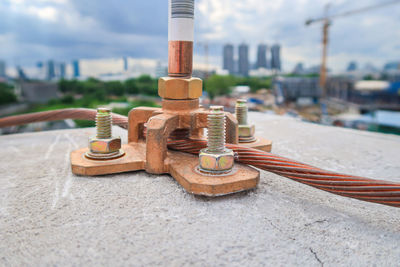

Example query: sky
[0,0,399,73]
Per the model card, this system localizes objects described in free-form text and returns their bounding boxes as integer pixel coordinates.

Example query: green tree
[237,77,272,92]
[60,94,75,104]
[204,75,236,99]
[58,79,82,94]
[0,82,17,105]
[125,78,139,94]
[82,78,103,95]
[105,81,125,96]
[363,74,374,80]
[136,75,158,96]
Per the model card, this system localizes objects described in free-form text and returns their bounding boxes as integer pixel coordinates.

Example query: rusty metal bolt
[199,106,234,174]
[85,108,124,160]
[235,99,256,143]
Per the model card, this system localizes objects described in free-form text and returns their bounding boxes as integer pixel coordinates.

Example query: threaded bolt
[96,107,112,139]
[235,99,248,125]
[199,105,234,174]
[206,106,225,153]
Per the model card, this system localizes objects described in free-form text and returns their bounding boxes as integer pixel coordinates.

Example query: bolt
[235,99,256,143]
[198,106,234,174]
[85,107,124,160]
[207,106,226,153]
[96,107,112,139]
[235,99,248,125]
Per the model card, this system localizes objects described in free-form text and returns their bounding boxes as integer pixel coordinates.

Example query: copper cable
[0,108,128,129]
[1,108,399,207]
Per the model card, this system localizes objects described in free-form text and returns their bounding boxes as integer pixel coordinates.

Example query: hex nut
[89,136,121,154]
[158,77,202,99]
[238,124,255,138]
[199,148,235,173]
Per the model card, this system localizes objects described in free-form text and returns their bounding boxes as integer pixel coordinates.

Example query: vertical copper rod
[168,0,194,77]
[168,41,193,77]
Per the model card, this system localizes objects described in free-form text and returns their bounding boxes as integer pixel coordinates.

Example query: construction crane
[305,0,400,97]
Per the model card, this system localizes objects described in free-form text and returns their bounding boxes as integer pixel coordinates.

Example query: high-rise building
[256,44,268,69]
[73,60,80,78]
[47,60,55,80]
[223,44,234,74]
[0,60,6,78]
[271,44,281,71]
[59,63,66,79]
[293,63,304,74]
[346,61,357,72]
[238,43,249,76]
[17,66,28,80]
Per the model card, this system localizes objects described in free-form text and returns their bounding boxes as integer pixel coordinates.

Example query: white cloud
[26,6,58,21]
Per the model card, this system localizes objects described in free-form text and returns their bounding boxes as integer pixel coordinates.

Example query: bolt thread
[235,99,248,125]
[96,108,112,139]
[207,106,225,153]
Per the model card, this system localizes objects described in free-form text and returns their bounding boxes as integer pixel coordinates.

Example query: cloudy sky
[0,0,399,72]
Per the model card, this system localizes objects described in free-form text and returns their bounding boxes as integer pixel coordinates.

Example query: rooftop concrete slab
[0,113,399,266]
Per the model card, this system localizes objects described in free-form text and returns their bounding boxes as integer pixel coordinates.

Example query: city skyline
[0,0,399,73]
[223,43,281,76]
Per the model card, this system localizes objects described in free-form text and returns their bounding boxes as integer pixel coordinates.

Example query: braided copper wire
[1,109,399,208]
[0,108,128,129]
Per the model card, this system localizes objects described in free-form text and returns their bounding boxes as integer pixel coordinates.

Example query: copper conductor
[168,40,193,77]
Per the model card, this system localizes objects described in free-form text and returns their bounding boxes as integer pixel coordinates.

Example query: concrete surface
[0,113,400,266]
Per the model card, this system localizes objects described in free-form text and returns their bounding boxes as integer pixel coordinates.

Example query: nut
[238,124,255,138]
[89,136,121,154]
[199,148,235,173]
[158,77,202,99]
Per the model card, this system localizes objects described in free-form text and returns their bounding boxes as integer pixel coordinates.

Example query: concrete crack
[305,219,328,227]
[309,247,323,266]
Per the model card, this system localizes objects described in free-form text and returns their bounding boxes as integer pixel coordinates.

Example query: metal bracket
[70,99,260,196]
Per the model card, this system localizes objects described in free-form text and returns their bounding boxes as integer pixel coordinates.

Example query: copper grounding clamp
[70,0,272,196]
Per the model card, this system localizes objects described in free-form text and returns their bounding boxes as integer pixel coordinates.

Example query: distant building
[256,44,268,69]
[17,66,28,80]
[223,44,234,74]
[271,44,281,71]
[47,60,55,81]
[0,60,6,78]
[307,65,322,74]
[384,61,400,71]
[363,63,377,72]
[292,63,304,74]
[18,82,59,103]
[72,60,80,78]
[326,77,400,110]
[347,61,357,72]
[59,63,66,79]
[238,43,249,76]
[123,57,128,71]
[275,77,320,102]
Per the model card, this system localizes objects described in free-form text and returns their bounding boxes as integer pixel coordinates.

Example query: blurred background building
[238,43,249,77]
[223,44,234,75]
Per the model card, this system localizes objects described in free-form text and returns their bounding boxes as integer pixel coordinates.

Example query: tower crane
[305,0,400,98]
